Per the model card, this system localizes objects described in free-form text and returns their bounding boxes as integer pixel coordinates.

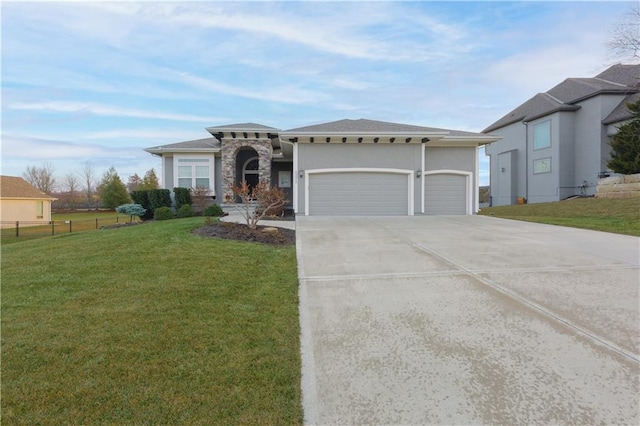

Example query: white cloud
[9,101,223,123]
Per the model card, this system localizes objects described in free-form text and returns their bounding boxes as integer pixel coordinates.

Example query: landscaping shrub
[130,190,153,220]
[174,187,193,209]
[148,189,172,210]
[177,204,194,218]
[154,206,174,221]
[203,204,224,217]
[115,203,146,222]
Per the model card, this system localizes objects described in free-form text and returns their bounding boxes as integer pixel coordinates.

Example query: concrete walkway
[219,210,295,230]
[296,216,639,425]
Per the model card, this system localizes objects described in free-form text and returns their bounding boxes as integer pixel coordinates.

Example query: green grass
[52,211,132,221]
[2,212,138,245]
[1,218,302,424]
[479,197,640,236]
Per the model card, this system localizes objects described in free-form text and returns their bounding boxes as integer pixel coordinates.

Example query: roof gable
[0,176,55,199]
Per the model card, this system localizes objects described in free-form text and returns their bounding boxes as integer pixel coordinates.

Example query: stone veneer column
[221,138,273,202]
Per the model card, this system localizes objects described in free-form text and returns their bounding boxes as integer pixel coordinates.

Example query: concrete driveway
[295,216,639,425]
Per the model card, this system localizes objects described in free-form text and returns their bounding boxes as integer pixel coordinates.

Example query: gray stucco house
[145,119,498,216]
[483,63,640,205]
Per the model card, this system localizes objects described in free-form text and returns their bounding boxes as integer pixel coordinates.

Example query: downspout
[523,121,529,203]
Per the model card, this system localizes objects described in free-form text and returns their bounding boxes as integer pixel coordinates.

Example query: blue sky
[1,1,631,187]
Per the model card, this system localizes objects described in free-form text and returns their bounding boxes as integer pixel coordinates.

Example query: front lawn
[479,197,640,236]
[1,218,302,424]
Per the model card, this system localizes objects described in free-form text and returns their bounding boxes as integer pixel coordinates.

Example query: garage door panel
[424,174,467,215]
[309,172,409,215]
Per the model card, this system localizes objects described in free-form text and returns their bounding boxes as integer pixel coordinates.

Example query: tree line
[22,161,160,210]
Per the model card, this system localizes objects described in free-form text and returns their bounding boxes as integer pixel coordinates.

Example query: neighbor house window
[533,120,551,150]
[176,158,212,189]
[36,201,44,219]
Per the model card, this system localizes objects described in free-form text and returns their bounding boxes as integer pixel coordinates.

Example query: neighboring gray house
[483,64,640,205]
[145,119,498,216]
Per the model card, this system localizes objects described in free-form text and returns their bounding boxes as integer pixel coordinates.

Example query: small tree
[99,167,131,209]
[191,186,210,215]
[141,168,160,190]
[607,98,640,175]
[127,173,142,193]
[62,173,80,210]
[79,161,97,210]
[226,181,286,229]
[116,203,146,222]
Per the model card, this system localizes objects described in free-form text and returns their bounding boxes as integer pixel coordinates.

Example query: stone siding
[595,173,640,199]
[220,138,273,202]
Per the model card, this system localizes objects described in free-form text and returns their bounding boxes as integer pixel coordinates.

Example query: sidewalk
[219,210,296,230]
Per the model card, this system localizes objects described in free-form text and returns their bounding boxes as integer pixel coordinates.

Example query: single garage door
[424,173,467,215]
[308,171,409,215]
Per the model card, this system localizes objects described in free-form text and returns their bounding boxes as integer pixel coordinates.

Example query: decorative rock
[262,227,279,234]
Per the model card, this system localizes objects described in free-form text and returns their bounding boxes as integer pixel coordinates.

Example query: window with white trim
[175,157,213,190]
[533,120,551,150]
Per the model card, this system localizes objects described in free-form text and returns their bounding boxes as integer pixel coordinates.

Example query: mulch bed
[192,221,295,245]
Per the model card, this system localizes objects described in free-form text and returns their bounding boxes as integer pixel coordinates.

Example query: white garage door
[424,173,467,215]
[308,171,409,215]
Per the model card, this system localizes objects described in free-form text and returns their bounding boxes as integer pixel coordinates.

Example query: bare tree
[608,1,640,63]
[63,173,80,210]
[226,181,286,229]
[191,185,211,215]
[79,161,96,210]
[23,162,57,193]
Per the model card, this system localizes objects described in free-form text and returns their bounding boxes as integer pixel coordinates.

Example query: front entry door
[243,157,260,194]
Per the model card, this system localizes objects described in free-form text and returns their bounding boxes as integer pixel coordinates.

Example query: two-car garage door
[305,170,469,215]
[308,171,410,215]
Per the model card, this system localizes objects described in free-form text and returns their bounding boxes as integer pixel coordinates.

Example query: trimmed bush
[154,206,174,221]
[130,190,153,220]
[148,189,172,210]
[115,203,146,222]
[177,204,194,218]
[174,187,193,209]
[203,204,224,217]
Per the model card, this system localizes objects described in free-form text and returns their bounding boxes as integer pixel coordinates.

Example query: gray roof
[596,64,640,87]
[284,118,486,137]
[484,64,640,133]
[603,93,640,125]
[206,122,279,131]
[145,137,221,152]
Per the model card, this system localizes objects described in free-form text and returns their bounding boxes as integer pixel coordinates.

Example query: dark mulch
[192,221,295,245]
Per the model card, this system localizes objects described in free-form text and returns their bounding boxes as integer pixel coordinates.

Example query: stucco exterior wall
[485,122,527,205]
[271,162,294,207]
[0,199,52,225]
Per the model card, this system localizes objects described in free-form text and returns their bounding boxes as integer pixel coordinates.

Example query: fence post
[69,220,72,233]
[16,221,19,238]
[96,218,99,229]
[51,221,55,236]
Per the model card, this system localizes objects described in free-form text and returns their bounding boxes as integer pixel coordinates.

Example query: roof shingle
[0,176,56,199]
